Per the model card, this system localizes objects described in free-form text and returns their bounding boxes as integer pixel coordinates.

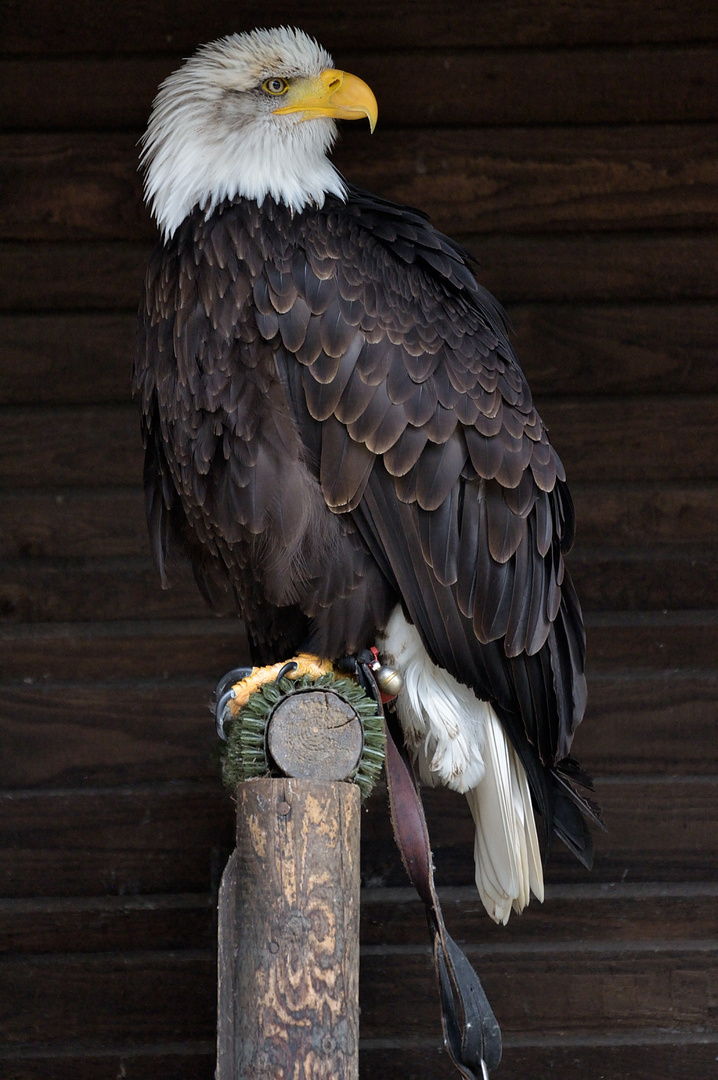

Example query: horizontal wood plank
[2,1040,716,1080]
[5,47,718,131]
[0,1046,214,1080]
[2,667,714,790]
[572,482,718,547]
[359,948,718,1038]
[0,783,235,898]
[568,545,718,611]
[3,126,718,242]
[1,1041,717,1080]
[460,781,718,888]
[0,944,715,1045]
[1,545,716,623]
[574,672,718,774]
[2,482,717,563]
[585,612,718,671]
[5,1,718,53]
[0,894,213,954]
[5,303,718,406]
[477,233,718,304]
[0,135,149,243]
[5,884,716,955]
[0,950,216,1044]
[0,405,145,487]
[2,399,717,489]
[0,681,219,789]
[366,779,718,889]
[0,558,209,622]
[0,544,716,623]
[1,779,716,897]
[360,1041,718,1080]
[0,620,248,681]
[4,613,717,683]
[358,125,718,237]
[538,396,718,483]
[515,302,718,396]
[0,314,136,405]
[4,235,718,313]
[362,884,718,947]
[0,489,147,559]
[0,242,150,312]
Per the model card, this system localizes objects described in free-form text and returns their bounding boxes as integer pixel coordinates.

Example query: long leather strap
[358,661,502,1077]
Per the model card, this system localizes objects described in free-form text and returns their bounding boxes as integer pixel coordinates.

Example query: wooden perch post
[217,688,365,1080]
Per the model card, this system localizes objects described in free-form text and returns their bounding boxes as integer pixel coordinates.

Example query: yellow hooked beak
[272,69,378,132]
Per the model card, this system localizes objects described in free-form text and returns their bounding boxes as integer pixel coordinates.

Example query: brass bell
[374,664,404,697]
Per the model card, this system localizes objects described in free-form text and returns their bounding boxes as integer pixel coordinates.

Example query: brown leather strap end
[359,658,502,1076]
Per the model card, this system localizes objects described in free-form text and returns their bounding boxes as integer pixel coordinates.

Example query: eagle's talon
[216,653,336,733]
[214,666,253,703]
[215,687,238,742]
[275,660,299,684]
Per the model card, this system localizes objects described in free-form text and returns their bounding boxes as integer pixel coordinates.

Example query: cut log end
[267,689,364,781]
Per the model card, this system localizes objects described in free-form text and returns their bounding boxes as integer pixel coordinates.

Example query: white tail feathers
[465,709,544,924]
[379,605,544,925]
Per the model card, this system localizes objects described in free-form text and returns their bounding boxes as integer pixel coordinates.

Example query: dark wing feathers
[296,187,585,825]
[134,185,588,854]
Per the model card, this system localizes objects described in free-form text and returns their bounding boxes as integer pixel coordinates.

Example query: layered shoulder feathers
[135,192,591,850]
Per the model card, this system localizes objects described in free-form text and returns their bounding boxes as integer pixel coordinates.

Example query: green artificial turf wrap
[222,672,386,800]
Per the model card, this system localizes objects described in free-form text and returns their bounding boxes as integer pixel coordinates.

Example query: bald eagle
[134,26,596,925]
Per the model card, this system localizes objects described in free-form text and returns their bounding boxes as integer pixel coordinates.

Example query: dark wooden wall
[2,3,717,1077]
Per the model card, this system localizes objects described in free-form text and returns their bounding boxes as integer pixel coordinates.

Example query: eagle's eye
[262,77,289,96]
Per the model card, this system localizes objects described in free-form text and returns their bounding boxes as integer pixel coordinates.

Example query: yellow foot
[226,653,335,718]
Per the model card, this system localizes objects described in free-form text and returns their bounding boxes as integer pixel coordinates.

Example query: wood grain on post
[218,777,361,1080]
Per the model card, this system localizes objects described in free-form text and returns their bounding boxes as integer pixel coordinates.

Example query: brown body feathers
[134,187,593,860]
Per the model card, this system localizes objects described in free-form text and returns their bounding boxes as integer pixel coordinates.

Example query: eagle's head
[140,26,378,241]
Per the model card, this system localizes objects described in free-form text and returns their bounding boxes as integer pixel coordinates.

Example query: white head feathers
[140,27,348,240]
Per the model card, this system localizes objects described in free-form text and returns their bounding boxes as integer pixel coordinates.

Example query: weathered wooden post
[216,675,383,1080]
